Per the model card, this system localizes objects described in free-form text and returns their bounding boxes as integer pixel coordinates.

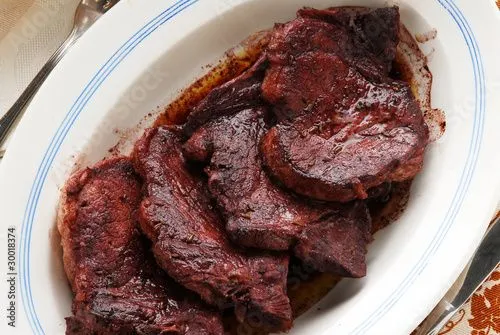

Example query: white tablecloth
[0,0,79,150]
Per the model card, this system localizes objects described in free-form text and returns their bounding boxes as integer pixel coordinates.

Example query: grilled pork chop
[58,157,224,335]
[133,127,292,332]
[261,7,429,202]
[184,108,371,277]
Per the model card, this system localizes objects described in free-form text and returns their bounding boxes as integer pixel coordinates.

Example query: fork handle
[423,217,500,335]
[0,28,79,146]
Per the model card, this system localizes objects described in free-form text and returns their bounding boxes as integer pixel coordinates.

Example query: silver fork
[416,215,500,335]
[0,0,120,158]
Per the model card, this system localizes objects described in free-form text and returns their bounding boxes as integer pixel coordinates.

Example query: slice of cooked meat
[184,108,300,251]
[183,56,267,136]
[58,157,224,335]
[260,7,429,202]
[294,201,372,275]
[263,7,400,120]
[297,7,400,76]
[261,52,429,202]
[132,127,292,332]
[183,108,372,277]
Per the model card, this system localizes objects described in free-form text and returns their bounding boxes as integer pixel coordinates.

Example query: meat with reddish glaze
[260,7,429,202]
[184,108,372,277]
[58,157,224,335]
[183,56,268,136]
[133,127,292,332]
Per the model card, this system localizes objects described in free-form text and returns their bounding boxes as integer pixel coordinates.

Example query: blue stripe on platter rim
[17,0,486,334]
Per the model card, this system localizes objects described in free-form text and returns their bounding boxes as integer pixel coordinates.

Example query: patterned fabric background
[433,209,500,335]
[437,265,500,335]
[413,211,500,335]
[0,1,498,334]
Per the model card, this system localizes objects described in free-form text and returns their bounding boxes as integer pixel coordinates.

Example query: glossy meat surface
[294,201,372,275]
[261,7,429,202]
[184,108,372,277]
[58,158,224,335]
[263,7,400,120]
[133,127,292,332]
[297,7,400,79]
[183,57,267,136]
